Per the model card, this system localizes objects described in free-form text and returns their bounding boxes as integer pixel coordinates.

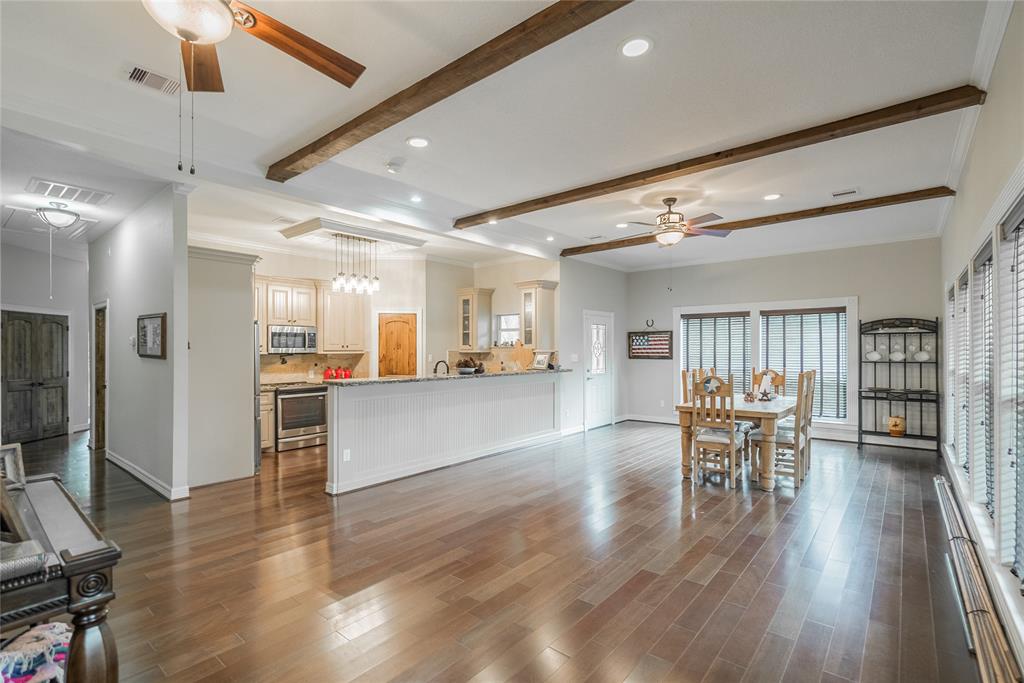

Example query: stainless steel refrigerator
[253,319,262,474]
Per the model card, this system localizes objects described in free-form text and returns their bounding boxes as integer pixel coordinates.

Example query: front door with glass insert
[584,311,613,430]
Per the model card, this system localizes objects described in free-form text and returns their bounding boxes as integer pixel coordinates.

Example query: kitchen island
[323,369,569,495]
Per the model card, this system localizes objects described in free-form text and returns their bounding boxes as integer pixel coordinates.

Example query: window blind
[679,312,751,390]
[760,308,847,419]
[1007,223,1024,583]
[971,245,995,518]
[945,287,957,451]
[956,274,971,475]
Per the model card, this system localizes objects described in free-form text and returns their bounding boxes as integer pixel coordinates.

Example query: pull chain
[48,228,54,301]
[177,45,183,172]
[189,43,196,175]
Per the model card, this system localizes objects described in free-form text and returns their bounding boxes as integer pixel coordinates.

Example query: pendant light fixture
[372,240,381,293]
[331,233,344,292]
[35,202,81,301]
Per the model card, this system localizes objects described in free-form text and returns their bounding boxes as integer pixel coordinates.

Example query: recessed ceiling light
[546,236,554,242]
[488,218,497,225]
[620,37,651,58]
[410,194,422,203]
[616,223,628,228]
[406,136,430,148]
[763,193,782,201]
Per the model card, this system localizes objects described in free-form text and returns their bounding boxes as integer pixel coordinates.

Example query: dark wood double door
[2,310,69,443]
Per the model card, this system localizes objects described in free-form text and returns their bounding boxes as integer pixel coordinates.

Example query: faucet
[433,360,450,375]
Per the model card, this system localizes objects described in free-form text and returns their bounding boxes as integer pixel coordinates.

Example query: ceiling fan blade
[229,1,365,88]
[686,227,731,238]
[180,41,225,92]
[685,212,723,227]
[627,221,657,227]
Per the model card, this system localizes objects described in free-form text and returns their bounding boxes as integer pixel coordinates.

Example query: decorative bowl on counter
[457,367,476,375]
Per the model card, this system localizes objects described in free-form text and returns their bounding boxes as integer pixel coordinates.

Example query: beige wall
[941,4,1024,284]
[624,238,942,420]
[473,258,559,320]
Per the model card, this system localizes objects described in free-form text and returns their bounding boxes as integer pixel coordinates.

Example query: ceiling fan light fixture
[35,202,80,230]
[654,228,684,246]
[140,0,234,44]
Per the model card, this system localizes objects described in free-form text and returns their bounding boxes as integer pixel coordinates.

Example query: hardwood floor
[19,424,978,682]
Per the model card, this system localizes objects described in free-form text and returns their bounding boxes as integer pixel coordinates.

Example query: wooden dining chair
[752,368,787,397]
[681,368,717,405]
[800,370,816,480]
[750,370,812,487]
[691,374,743,487]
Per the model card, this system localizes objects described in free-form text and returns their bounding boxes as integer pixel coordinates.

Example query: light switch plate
[343,449,351,462]
[571,353,580,363]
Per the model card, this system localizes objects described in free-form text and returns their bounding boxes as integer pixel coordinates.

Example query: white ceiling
[0,1,998,270]
[0,128,167,260]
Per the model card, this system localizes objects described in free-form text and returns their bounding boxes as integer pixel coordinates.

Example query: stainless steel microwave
[268,325,317,354]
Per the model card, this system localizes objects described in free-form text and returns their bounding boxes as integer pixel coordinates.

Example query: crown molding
[188,245,260,266]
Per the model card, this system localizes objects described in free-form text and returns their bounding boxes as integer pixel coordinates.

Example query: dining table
[675,393,798,491]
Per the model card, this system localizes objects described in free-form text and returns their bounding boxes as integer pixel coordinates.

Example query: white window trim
[496,313,521,344]
[672,296,858,427]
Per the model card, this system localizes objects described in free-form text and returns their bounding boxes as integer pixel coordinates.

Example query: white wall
[557,258,628,432]
[1,244,91,431]
[188,247,257,487]
[624,238,942,422]
[940,4,1024,285]
[89,185,189,499]
[473,258,559,321]
[425,260,473,368]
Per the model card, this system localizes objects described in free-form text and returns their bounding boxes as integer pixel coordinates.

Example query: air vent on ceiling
[25,178,113,206]
[831,188,859,199]
[125,65,181,96]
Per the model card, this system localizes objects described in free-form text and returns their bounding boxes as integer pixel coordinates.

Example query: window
[496,314,520,345]
[956,273,971,475]
[971,244,995,517]
[679,313,751,390]
[945,287,957,452]
[1002,215,1024,579]
[760,308,847,419]
[590,323,607,375]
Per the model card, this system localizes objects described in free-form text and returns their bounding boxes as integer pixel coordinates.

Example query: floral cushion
[0,622,69,683]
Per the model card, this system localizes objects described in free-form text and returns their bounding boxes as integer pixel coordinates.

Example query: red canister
[323,367,336,380]
[342,368,352,379]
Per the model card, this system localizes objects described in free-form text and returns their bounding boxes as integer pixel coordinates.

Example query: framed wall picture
[628,330,673,359]
[137,313,167,359]
[532,351,551,369]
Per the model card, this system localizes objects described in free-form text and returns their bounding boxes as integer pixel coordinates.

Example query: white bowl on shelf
[457,367,477,375]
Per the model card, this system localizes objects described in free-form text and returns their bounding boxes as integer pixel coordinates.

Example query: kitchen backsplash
[446,346,558,374]
[260,353,369,385]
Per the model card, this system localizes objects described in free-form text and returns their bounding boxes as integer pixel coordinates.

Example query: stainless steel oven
[276,385,328,451]
[268,325,318,354]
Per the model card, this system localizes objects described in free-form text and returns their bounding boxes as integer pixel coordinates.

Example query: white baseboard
[326,429,562,496]
[106,449,189,501]
[616,414,677,425]
[72,422,90,433]
[939,444,1024,671]
[560,425,585,436]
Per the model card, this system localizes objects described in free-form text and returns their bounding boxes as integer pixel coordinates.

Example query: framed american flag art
[628,330,673,359]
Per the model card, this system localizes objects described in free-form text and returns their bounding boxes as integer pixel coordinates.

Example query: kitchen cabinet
[317,285,366,352]
[266,281,316,327]
[516,280,557,349]
[457,288,494,350]
[259,392,275,451]
[254,277,268,354]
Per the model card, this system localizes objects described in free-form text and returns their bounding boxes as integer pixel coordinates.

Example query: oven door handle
[279,392,326,399]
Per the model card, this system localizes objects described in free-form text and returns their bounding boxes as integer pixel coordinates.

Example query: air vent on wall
[125,65,181,96]
[25,178,113,206]
[831,188,859,199]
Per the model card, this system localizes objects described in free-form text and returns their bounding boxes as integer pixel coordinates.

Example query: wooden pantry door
[378,313,417,377]
[1,310,69,443]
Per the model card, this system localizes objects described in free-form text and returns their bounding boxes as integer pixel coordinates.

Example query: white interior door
[584,311,614,430]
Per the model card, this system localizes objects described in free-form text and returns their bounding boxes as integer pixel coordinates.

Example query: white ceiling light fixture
[410,194,422,203]
[546,236,554,242]
[615,223,628,228]
[405,136,430,148]
[763,193,782,201]
[654,227,685,246]
[488,218,497,225]
[620,37,651,58]
[34,201,81,301]
[140,0,234,44]
[384,160,402,174]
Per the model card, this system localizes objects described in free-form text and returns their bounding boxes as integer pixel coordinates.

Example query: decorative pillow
[0,622,70,683]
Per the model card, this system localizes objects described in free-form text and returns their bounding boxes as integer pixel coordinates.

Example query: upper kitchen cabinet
[457,287,494,350]
[517,280,557,349]
[267,280,317,327]
[317,285,366,352]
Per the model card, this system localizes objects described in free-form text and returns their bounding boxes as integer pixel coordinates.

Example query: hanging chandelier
[331,234,381,296]
[35,201,81,301]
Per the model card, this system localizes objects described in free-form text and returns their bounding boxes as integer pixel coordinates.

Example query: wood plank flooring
[19,423,978,682]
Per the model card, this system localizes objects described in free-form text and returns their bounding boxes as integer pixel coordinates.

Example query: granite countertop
[324,368,571,387]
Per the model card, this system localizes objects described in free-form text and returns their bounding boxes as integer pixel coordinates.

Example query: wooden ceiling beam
[457,85,984,229]
[266,0,632,182]
[559,186,956,257]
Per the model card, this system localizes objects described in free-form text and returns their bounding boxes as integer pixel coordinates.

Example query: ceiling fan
[141,0,365,93]
[622,197,728,247]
